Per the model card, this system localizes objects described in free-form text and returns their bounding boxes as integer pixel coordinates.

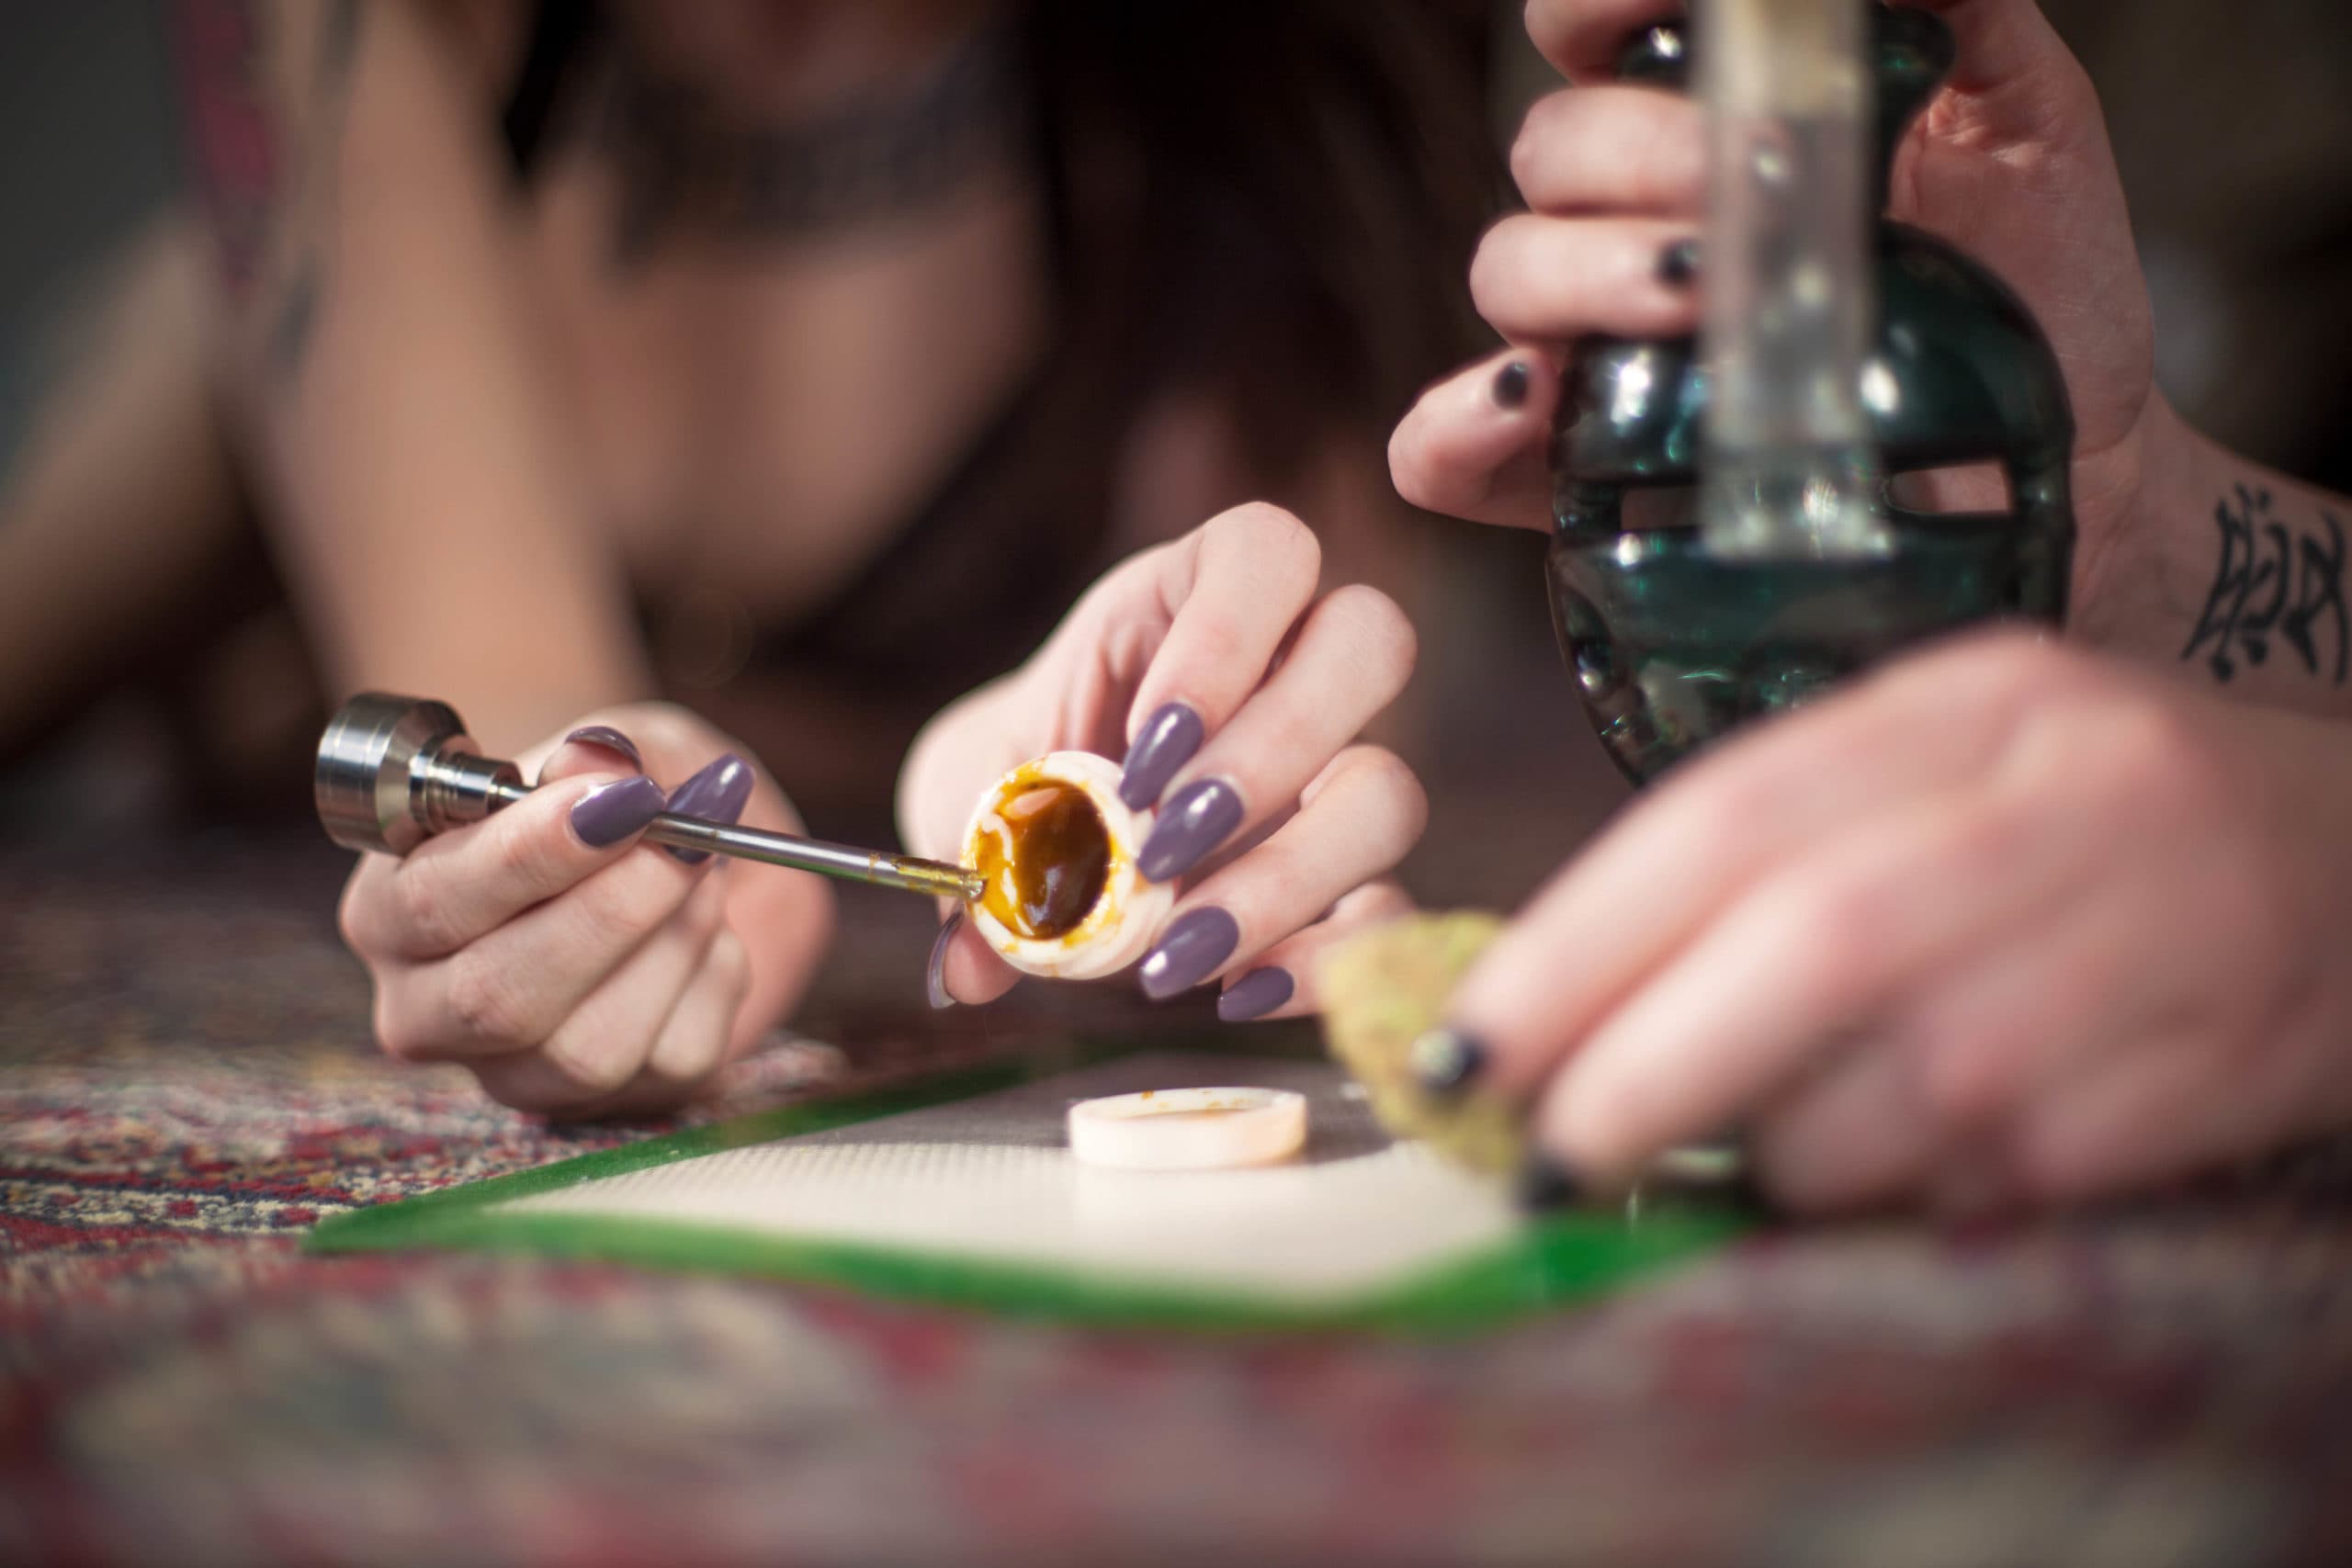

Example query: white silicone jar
[959,751,1175,981]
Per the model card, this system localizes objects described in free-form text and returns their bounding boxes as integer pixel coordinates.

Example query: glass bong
[1546,0,2075,783]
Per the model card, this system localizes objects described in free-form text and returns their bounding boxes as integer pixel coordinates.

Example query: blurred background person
[3,0,2347,905]
[0,0,1497,849]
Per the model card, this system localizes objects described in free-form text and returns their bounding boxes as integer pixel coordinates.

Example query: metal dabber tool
[315,693,985,900]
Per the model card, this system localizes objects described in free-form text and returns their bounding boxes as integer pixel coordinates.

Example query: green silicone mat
[307,1047,1749,1333]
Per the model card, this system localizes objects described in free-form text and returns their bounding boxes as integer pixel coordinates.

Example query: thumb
[931,905,1023,1009]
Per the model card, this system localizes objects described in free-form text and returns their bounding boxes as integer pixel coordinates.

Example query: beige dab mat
[308,1050,1747,1332]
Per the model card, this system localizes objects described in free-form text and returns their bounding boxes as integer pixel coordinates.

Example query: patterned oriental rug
[7,833,2352,1566]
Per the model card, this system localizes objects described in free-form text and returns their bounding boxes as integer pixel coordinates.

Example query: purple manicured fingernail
[571,774,665,848]
[1217,966,1294,1022]
[564,726,642,769]
[1120,703,1204,809]
[927,907,962,1010]
[663,752,752,863]
[1492,360,1531,410]
[1136,778,1244,884]
[1138,906,1240,1000]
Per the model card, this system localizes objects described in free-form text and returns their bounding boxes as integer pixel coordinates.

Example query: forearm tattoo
[2181,482,2348,685]
[175,0,362,380]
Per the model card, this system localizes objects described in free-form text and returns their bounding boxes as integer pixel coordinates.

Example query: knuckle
[567,866,673,953]
[1957,630,2074,714]
[336,900,366,956]
[1670,761,1783,866]
[1320,584,1419,689]
[488,816,564,893]
[1465,218,1517,313]
[1332,877,1417,929]
[1334,744,1429,844]
[443,949,545,1049]
[680,881,730,946]
[1466,215,1555,326]
[1214,502,1322,588]
[335,872,377,954]
[1386,412,1440,509]
[1507,94,1566,193]
[1930,797,2031,886]
[1469,209,1534,280]
[1084,544,1172,626]
[645,1033,726,1099]
[2098,696,2201,790]
[372,988,422,1063]
[1884,629,2043,725]
[538,1028,640,1099]
[1507,129,1539,197]
[1388,760,1432,845]
[706,930,751,995]
[2064,693,2226,839]
[393,870,465,958]
[1778,877,1889,1011]
[1510,88,1591,192]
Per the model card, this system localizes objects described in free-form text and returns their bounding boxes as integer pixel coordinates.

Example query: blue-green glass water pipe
[1547,5,2075,783]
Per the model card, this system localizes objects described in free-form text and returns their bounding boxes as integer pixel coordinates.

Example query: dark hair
[865,4,1498,697]
[1023,1,1498,474]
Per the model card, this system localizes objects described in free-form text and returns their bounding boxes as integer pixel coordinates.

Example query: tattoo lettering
[2180,483,2349,685]
[174,0,362,379]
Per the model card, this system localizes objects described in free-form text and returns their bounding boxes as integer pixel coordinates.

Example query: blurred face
[612,0,1004,115]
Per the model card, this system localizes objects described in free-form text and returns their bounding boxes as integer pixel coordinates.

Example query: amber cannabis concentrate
[971,781,1113,941]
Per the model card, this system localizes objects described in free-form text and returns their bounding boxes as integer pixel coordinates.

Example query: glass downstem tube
[1697,0,1888,559]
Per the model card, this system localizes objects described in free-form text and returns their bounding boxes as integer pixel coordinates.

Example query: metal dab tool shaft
[314,693,984,901]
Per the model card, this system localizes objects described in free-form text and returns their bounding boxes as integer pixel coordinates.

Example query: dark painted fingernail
[564,726,642,769]
[1410,1027,1488,1099]
[1138,906,1240,1000]
[1136,778,1245,884]
[663,752,752,863]
[927,907,962,1010]
[571,774,665,848]
[1492,359,1531,410]
[1119,703,1204,809]
[1514,1152,1586,1213]
[1217,966,1294,1022]
[1657,238,1700,289]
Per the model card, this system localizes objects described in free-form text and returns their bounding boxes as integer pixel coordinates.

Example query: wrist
[2066,386,2211,656]
[2113,398,2352,716]
[2122,390,2210,525]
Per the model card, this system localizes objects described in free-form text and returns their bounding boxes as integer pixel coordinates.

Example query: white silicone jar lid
[1067,1088,1309,1170]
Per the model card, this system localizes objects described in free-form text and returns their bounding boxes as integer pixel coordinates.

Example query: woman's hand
[338,705,832,1117]
[899,503,1426,1021]
[1389,0,2164,609]
[1428,631,2352,1212]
